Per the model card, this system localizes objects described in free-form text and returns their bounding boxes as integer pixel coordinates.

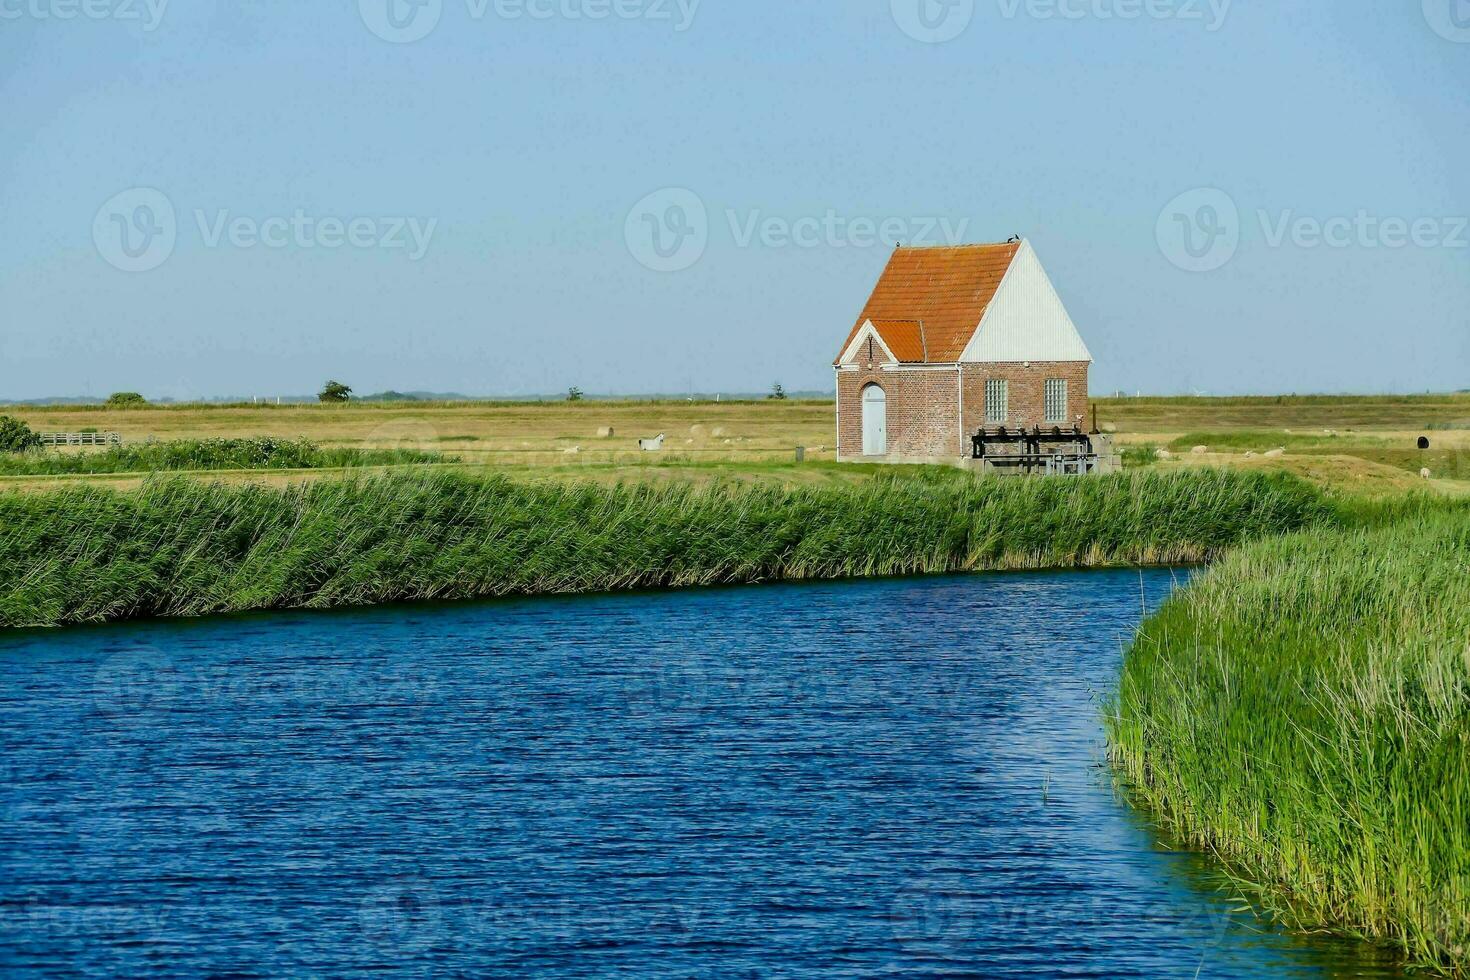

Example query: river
[0,570,1402,977]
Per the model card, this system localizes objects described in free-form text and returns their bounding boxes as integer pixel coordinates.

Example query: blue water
[1,571,1401,978]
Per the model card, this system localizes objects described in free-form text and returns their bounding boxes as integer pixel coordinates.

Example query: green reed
[1108,511,1470,971]
[0,468,1324,629]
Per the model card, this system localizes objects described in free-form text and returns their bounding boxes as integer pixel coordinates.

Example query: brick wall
[836,362,962,460]
[960,361,1090,434]
[837,359,1091,460]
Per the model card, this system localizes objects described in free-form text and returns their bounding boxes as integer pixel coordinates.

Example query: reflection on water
[0,571,1403,977]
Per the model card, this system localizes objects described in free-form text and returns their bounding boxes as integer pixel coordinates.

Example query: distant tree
[768,383,787,401]
[567,387,585,402]
[105,392,147,408]
[0,415,41,454]
[318,380,352,403]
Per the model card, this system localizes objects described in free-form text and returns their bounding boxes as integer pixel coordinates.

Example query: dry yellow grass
[6,401,835,464]
[4,394,1466,494]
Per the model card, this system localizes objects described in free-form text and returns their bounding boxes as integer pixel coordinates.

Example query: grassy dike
[1108,504,1470,971]
[0,468,1325,629]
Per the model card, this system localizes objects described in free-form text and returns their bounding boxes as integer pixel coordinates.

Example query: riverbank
[1108,502,1470,972]
[0,468,1324,629]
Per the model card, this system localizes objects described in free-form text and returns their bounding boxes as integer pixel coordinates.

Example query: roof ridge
[894,240,1022,250]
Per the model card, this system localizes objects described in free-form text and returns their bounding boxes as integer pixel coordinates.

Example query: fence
[38,432,123,447]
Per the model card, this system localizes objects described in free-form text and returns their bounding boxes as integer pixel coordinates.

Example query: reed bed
[1109,513,1470,971]
[0,468,1324,628]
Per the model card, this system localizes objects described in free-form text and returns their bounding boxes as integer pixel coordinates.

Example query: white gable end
[838,320,897,364]
[959,240,1092,364]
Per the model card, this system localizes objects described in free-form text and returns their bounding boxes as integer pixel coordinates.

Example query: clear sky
[1,0,1466,400]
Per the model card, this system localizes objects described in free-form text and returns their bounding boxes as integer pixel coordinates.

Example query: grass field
[3,394,1468,494]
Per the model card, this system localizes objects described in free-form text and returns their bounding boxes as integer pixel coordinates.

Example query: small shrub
[0,415,41,454]
[105,392,147,408]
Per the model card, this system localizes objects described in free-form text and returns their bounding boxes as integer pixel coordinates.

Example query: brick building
[835,240,1093,462]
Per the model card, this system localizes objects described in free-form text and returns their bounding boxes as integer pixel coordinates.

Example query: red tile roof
[836,242,1022,364]
[869,319,927,362]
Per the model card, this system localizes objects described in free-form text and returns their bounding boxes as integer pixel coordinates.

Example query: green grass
[1108,508,1470,971]
[0,438,448,475]
[0,468,1326,628]
[1163,430,1469,480]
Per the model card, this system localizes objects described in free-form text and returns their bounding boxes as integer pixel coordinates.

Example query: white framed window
[984,379,1008,424]
[1045,379,1068,423]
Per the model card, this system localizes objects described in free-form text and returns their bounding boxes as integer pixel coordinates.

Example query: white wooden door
[862,385,887,456]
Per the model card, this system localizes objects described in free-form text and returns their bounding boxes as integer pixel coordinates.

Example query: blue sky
[1,0,1466,399]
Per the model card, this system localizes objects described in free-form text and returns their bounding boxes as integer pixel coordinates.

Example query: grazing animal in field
[639,433,666,451]
[1421,468,1432,479]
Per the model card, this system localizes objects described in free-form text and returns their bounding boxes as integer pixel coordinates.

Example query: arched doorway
[862,384,887,456]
